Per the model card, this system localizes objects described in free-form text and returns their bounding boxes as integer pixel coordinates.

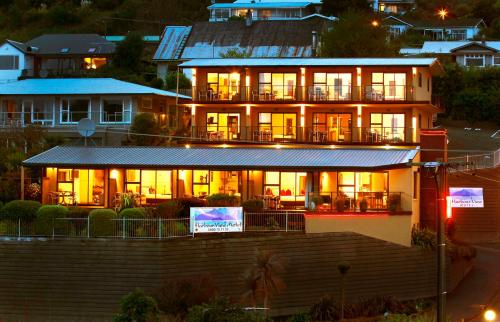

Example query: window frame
[0,55,19,70]
[60,97,91,124]
[99,97,132,124]
[464,54,485,67]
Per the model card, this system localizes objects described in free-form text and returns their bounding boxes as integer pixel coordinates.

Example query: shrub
[156,200,179,218]
[47,4,81,25]
[411,226,436,250]
[114,288,159,322]
[206,193,239,207]
[120,208,146,219]
[155,274,217,318]
[0,200,42,222]
[242,199,264,212]
[387,194,401,212]
[35,205,69,235]
[68,206,91,218]
[186,296,268,322]
[89,209,117,237]
[310,295,339,321]
[176,198,207,218]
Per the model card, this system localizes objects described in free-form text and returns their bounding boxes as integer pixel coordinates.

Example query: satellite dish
[77,118,96,137]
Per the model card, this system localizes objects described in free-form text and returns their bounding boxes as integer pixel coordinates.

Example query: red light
[446,196,452,218]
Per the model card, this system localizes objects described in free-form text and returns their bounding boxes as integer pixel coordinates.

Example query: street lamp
[437,8,448,20]
[484,309,497,321]
[371,20,379,27]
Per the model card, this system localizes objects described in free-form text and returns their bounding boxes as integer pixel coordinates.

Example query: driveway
[447,244,500,321]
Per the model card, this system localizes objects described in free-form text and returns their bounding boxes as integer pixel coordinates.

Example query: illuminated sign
[449,187,484,208]
[190,207,243,233]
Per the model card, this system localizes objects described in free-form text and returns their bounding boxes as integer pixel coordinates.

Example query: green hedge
[206,193,239,207]
[68,206,91,218]
[241,199,264,212]
[35,205,69,235]
[89,209,117,237]
[120,208,146,219]
[156,201,178,218]
[0,200,42,222]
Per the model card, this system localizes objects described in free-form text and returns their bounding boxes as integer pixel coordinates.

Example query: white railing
[448,148,500,171]
[0,212,306,239]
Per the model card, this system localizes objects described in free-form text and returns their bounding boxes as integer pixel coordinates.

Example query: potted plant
[335,196,346,212]
[359,199,368,212]
[387,193,401,213]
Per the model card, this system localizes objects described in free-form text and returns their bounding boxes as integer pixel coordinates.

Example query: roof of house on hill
[4,39,28,53]
[153,26,192,61]
[384,16,485,28]
[208,2,314,9]
[400,41,500,55]
[25,34,115,55]
[181,18,332,59]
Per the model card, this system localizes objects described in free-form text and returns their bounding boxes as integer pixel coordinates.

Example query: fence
[0,212,305,239]
[448,148,500,171]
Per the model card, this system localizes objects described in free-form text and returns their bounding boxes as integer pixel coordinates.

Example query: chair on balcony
[251,90,259,101]
[198,91,208,101]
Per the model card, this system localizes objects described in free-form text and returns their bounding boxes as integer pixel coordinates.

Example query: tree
[220,48,251,58]
[129,113,161,146]
[113,32,145,72]
[114,288,159,322]
[322,0,370,16]
[165,71,191,90]
[242,249,286,314]
[320,10,398,57]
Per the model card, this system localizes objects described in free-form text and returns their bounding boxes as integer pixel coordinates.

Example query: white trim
[464,54,485,67]
[59,97,91,124]
[99,96,132,124]
[22,98,55,126]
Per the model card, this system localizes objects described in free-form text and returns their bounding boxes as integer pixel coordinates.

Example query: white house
[0,40,33,83]
[369,0,415,15]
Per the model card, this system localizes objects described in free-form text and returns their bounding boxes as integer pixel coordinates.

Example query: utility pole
[407,160,472,322]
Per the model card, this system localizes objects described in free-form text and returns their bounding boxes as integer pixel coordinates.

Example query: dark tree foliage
[320,10,398,57]
[434,65,500,124]
[113,32,145,72]
[322,0,371,16]
[129,113,161,146]
[165,71,191,90]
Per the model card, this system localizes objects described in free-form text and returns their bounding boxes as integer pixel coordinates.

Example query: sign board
[190,207,243,233]
[449,187,484,208]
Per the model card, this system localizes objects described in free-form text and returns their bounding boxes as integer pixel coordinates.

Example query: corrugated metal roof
[401,41,500,55]
[180,57,439,67]
[23,146,419,170]
[208,2,312,9]
[384,16,484,28]
[0,78,190,99]
[179,19,330,59]
[153,26,192,61]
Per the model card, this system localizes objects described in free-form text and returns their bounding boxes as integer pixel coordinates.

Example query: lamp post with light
[484,309,497,322]
[437,8,448,40]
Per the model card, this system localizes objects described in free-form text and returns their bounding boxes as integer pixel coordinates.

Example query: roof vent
[60,48,70,53]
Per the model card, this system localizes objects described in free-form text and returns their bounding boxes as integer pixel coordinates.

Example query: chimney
[311,31,318,57]
[245,9,252,27]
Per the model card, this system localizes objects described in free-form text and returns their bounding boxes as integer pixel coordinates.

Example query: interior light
[330,145,336,149]
[275,144,282,149]
[384,145,391,149]
[484,309,496,322]
[185,144,191,149]
[221,144,229,148]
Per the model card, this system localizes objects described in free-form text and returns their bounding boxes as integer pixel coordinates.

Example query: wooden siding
[0,233,440,322]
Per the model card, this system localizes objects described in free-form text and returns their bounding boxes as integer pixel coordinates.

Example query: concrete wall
[305,214,413,246]
[0,233,439,322]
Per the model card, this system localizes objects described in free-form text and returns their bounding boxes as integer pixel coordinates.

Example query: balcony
[190,126,415,144]
[0,111,134,128]
[192,85,416,103]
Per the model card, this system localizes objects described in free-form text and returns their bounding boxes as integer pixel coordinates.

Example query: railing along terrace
[192,86,415,102]
[308,191,406,212]
[189,126,414,144]
[448,148,500,171]
[0,213,306,239]
[0,111,134,128]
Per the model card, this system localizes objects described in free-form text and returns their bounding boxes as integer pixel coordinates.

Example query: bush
[0,200,42,222]
[176,198,207,218]
[35,205,69,235]
[206,193,239,207]
[114,288,159,322]
[68,206,91,218]
[186,296,268,322]
[120,208,146,219]
[47,4,81,25]
[310,295,339,321]
[155,274,217,318]
[387,194,401,212]
[242,199,264,212]
[411,226,436,250]
[129,113,161,146]
[156,200,179,218]
[89,209,117,237]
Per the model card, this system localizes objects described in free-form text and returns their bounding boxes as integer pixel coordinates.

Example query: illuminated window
[83,57,107,70]
[312,113,352,142]
[370,113,405,142]
[312,73,352,100]
[207,112,240,140]
[125,169,172,205]
[206,73,240,100]
[264,171,307,206]
[258,73,296,100]
[258,112,296,141]
[57,169,105,206]
[371,73,406,100]
[60,98,90,124]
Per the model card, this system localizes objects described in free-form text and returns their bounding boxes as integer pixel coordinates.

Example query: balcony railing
[0,111,135,128]
[189,126,415,144]
[308,191,406,212]
[192,86,416,103]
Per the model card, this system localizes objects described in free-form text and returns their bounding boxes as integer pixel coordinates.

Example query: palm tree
[242,249,286,314]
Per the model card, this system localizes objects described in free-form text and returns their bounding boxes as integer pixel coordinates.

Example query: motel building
[23,58,446,246]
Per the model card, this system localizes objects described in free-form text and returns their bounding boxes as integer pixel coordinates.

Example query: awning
[23,146,419,170]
